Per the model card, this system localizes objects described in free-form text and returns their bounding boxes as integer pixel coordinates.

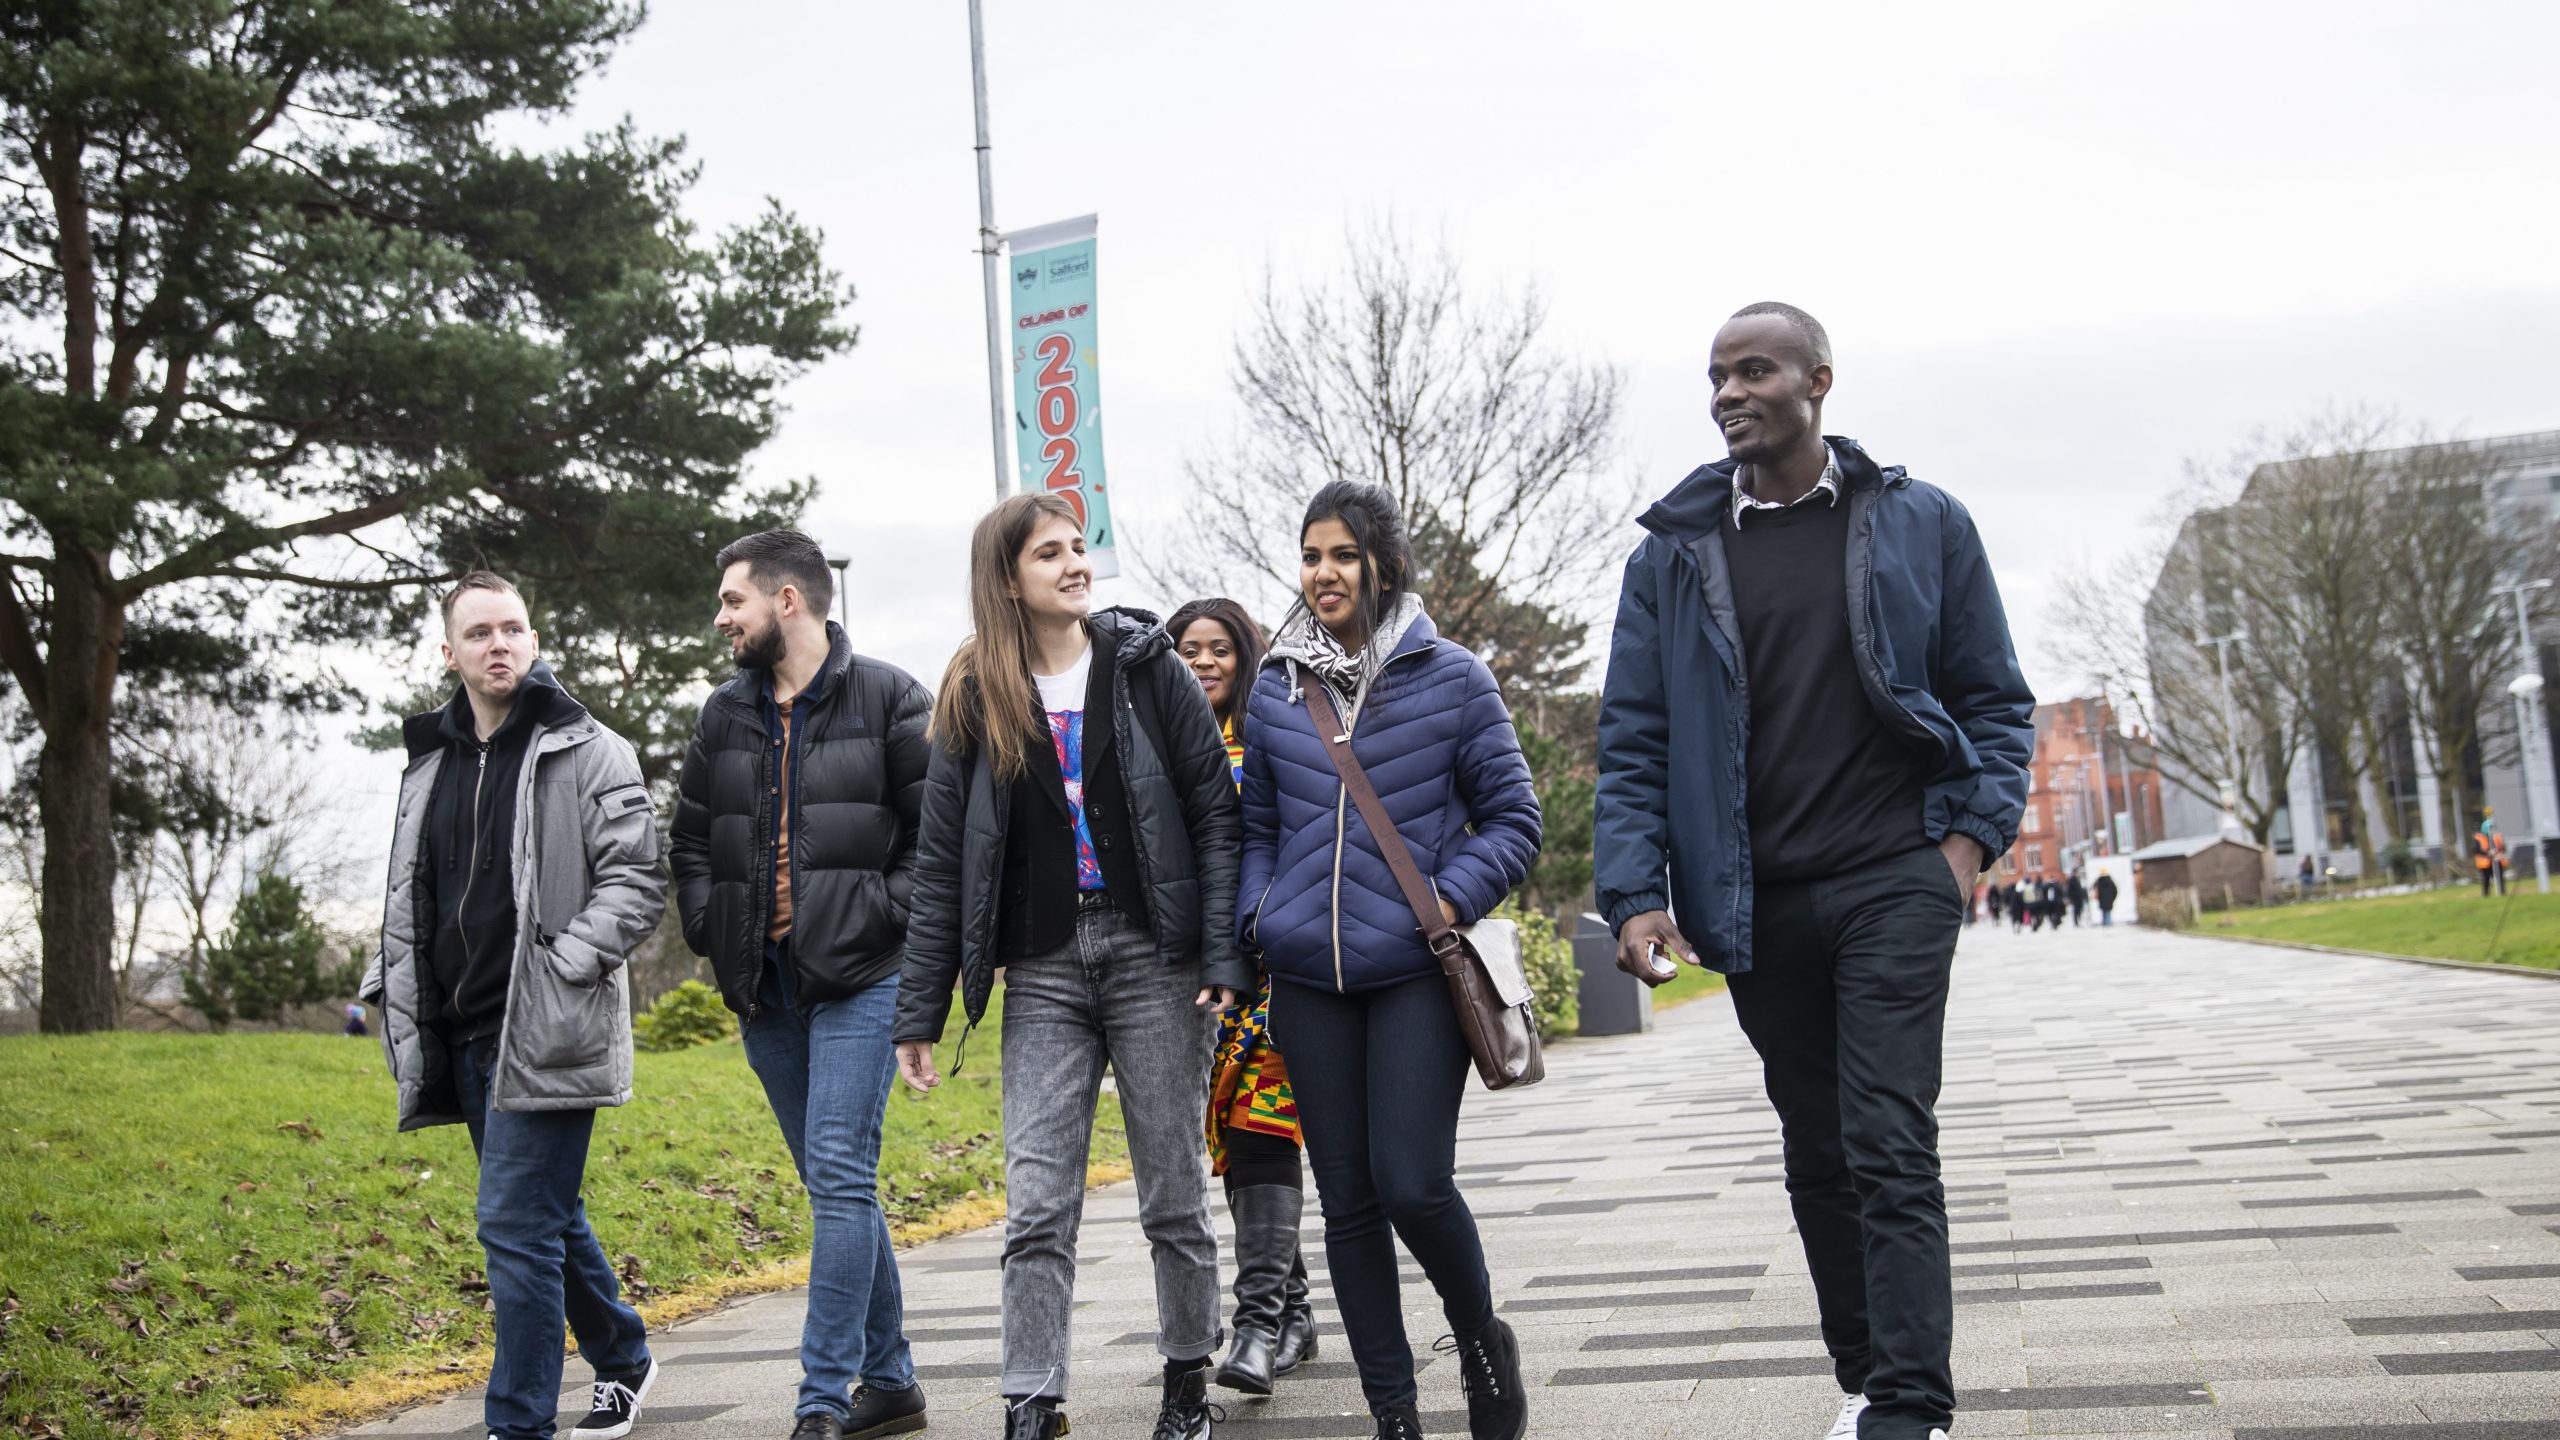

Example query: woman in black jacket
[893,494,1250,1440]
[1169,597,1318,1397]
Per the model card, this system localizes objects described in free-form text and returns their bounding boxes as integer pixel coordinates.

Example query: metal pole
[2495,579,2557,893]
[968,0,1010,501]
[2515,687,2550,894]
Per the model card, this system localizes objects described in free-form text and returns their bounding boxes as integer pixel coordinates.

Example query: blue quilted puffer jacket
[1238,599,1543,993]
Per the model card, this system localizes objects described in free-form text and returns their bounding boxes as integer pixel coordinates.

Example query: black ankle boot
[1217,1185,1300,1393]
[1151,1359,1221,1440]
[1437,1317,1527,1440]
[1370,1402,1425,1439]
[1273,1245,1318,1374]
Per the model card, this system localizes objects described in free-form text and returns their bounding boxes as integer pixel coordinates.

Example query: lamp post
[2195,629,2248,834]
[825,550,852,633]
[2510,671,2553,894]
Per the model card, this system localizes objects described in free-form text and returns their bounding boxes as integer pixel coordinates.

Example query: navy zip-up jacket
[1593,436,2034,973]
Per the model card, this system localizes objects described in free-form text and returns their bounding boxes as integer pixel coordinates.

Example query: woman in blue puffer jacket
[1237,480,1543,1440]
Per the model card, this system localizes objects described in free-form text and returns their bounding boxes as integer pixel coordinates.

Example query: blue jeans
[455,1039,651,1440]
[742,954,915,1418]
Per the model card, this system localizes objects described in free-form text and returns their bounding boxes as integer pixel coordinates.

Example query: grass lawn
[0,993,1122,1439]
[2208,883,2560,970]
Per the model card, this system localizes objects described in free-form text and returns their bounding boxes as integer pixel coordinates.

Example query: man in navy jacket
[1594,302,2033,1440]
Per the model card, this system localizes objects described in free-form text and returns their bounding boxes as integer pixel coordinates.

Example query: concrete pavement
[349,920,2560,1439]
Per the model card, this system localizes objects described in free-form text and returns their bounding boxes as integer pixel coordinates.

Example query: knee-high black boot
[1216,1185,1301,1394]
[1274,1243,1317,1373]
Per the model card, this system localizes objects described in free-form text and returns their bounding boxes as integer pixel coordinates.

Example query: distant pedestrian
[2066,873,2088,927]
[2477,813,2508,897]
[1596,301,2033,1440]
[671,528,933,1440]
[2038,876,2065,932]
[2094,871,2119,926]
[361,572,665,1440]
[2298,854,2317,891]
[2008,882,2029,931]
[341,1003,368,1038]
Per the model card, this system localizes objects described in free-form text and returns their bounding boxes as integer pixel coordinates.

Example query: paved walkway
[353,923,2560,1439]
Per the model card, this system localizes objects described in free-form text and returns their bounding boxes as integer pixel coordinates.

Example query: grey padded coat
[363,664,668,1131]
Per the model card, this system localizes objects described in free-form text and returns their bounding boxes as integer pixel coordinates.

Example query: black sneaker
[570,1356,658,1440]
[1151,1360,1222,1440]
[788,1415,842,1440]
[843,1381,927,1439]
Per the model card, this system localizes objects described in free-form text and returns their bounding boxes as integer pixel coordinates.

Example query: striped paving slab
[349,922,2560,1439]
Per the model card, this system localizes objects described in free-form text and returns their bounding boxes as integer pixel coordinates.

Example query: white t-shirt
[1034,643,1093,718]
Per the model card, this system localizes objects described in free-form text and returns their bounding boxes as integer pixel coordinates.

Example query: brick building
[1997,695,2166,883]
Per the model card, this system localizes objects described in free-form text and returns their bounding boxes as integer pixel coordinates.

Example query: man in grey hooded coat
[364,572,669,1440]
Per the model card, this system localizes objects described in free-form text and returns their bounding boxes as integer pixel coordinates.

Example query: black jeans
[1267,972,1493,1411]
[1728,844,1962,1440]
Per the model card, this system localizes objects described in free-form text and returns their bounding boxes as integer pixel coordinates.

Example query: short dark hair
[1730,300,1832,369]
[439,570,523,632]
[716,528,834,615]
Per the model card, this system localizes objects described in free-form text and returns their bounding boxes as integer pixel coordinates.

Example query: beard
[731,621,786,672]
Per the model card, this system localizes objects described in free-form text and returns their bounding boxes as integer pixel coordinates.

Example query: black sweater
[422,682,567,1041]
[1723,496,1929,883]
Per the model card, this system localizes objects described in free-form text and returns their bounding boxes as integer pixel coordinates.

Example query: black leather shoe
[1152,1360,1223,1440]
[1370,1403,1425,1439]
[1437,1316,1528,1440]
[1273,1246,1318,1375]
[1004,1399,1068,1440]
[843,1381,927,1439]
[788,1414,842,1440]
[1215,1324,1279,1395]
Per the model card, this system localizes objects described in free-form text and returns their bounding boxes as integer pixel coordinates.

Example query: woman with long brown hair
[893,495,1252,1440]
[1166,598,1315,1397]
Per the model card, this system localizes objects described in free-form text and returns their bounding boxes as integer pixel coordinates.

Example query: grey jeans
[1000,897,1221,1399]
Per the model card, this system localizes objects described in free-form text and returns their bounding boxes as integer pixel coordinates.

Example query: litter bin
[1571,910,1652,1036]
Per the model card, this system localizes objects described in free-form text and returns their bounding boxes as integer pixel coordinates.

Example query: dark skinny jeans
[1267,971,1493,1411]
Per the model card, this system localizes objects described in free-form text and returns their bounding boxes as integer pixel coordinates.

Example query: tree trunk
[36,552,124,1034]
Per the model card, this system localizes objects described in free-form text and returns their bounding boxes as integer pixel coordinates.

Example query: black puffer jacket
[672,623,932,1017]
[893,607,1247,1046]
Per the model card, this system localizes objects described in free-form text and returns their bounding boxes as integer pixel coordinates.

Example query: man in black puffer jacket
[672,530,932,1440]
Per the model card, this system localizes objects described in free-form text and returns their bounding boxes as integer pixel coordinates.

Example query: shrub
[1491,899,1579,1041]
[634,979,736,1052]
[185,872,332,1028]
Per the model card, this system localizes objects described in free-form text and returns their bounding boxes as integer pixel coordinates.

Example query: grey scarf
[1268,591,1428,717]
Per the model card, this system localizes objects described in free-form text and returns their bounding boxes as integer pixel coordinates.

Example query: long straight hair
[931,493,1088,781]
[1164,597,1267,734]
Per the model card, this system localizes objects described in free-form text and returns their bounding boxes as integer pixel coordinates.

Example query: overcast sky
[325,0,2560,859]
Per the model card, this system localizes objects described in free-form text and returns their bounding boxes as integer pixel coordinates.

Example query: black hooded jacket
[414,668,579,1042]
[671,623,934,1018]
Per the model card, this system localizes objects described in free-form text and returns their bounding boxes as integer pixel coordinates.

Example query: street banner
[1004,214,1116,577]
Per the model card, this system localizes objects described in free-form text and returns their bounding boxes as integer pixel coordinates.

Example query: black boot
[1216,1185,1301,1394]
[1370,1402,1425,1439]
[1004,1398,1068,1440]
[1437,1316,1528,1440]
[1273,1244,1318,1374]
[1151,1358,1222,1440]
